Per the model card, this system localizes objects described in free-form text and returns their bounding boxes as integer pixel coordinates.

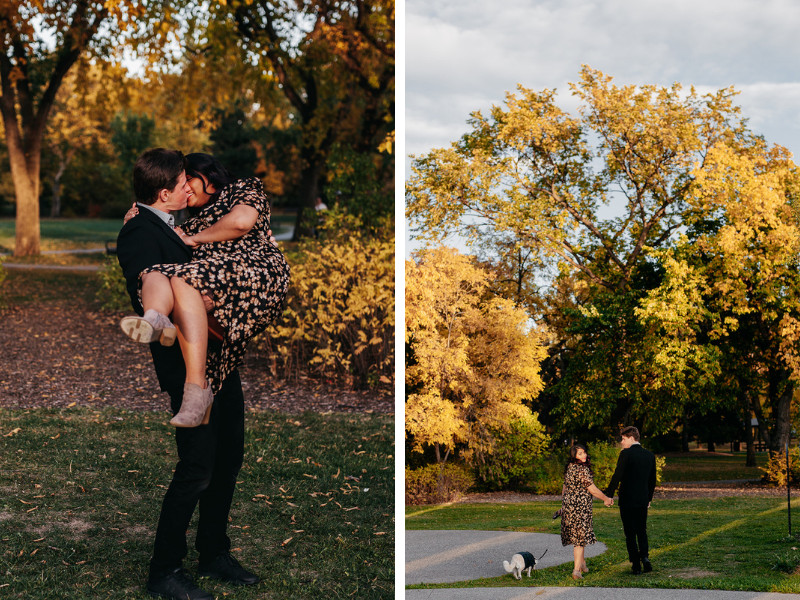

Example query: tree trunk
[292,154,324,240]
[681,409,690,452]
[49,155,69,218]
[11,157,41,256]
[740,388,757,467]
[770,379,794,453]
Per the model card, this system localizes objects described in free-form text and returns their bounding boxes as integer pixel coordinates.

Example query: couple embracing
[116,148,290,599]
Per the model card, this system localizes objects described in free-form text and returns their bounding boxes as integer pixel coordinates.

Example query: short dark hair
[185,153,233,199]
[620,426,640,441]
[133,148,186,205]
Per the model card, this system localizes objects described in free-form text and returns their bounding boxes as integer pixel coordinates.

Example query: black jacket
[116,207,192,395]
[604,443,656,508]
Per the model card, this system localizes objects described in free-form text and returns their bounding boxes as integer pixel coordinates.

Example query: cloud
[406,0,800,158]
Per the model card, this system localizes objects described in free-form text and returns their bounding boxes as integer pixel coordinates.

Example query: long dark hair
[185,153,233,202]
[564,444,592,474]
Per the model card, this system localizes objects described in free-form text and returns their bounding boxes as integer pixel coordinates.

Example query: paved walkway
[406,531,605,585]
[405,530,800,599]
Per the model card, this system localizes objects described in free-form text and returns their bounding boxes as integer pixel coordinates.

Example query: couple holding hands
[560,426,657,580]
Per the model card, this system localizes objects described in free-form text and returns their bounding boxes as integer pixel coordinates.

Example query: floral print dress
[560,462,598,547]
[143,177,290,393]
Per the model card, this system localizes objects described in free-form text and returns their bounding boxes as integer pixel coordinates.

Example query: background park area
[0,1,394,597]
[404,66,800,595]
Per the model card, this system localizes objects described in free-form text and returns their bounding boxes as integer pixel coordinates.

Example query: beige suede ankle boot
[170,382,213,428]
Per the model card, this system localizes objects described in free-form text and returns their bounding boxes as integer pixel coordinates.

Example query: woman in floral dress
[560,444,614,580]
[121,153,290,427]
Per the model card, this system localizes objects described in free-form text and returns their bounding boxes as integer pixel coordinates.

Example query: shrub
[474,412,550,490]
[95,255,129,312]
[405,462,475,505]
[762,448,800,486]
[257,214,394,391]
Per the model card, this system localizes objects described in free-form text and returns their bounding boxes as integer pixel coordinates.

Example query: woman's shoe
[580,564,589,573]
[120,309,177,346]
[170,382,213,428]
[572,569,583,580]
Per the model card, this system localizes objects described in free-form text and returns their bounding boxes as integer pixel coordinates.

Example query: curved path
[406,530,606,585]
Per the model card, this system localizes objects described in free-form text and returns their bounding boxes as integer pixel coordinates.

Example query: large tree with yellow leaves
[405,246,548,464]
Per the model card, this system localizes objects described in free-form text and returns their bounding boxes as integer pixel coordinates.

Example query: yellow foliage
[406,246,548,459]
[257,228,394,390]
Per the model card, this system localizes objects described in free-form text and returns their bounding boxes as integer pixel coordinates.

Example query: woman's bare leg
[141,272,175,315]
[170,277,209,387]
[573,545,584,577]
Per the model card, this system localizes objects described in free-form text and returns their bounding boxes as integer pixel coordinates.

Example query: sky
[403,0,800,252]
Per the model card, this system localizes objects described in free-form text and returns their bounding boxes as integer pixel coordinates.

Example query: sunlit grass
[406,498,800,592]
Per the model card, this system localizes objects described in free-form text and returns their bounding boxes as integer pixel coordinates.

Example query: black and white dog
[502,549,547,579]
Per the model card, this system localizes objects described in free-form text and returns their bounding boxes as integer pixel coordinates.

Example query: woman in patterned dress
[560,444,614,580]
[120,153,290,427]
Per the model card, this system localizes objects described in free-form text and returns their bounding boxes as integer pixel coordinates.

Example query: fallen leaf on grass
[4,428,21,437]
[281,537,293,546]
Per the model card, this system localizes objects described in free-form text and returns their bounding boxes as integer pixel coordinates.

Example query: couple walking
[116,148,290,599]
[560,426,657,579]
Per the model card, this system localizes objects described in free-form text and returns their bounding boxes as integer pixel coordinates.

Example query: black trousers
[149,369,245,576]
[620,505,649,564]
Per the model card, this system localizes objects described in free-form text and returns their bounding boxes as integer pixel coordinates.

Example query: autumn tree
[406,67,773,437]
[638,143,800,462]
[0,0,184,255]
[405,246,548,464]
[225,0,395,237]
[44,59,127,216]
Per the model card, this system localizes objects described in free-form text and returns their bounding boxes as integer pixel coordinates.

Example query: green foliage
[405,462,475,506]
[761,448,800,486]
[325,142,394,234]
[474,413,550,490]
[210,108,260,180]
[258,214,394,391]
[772,549,800,574]
[95,255,129,312]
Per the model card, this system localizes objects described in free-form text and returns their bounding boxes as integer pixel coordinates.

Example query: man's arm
[647,453,657,502]
[604,451,627,497]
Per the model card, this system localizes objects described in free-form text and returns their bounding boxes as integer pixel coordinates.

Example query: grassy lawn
[406,498,800,593]
[0,218,121,254]
[660,451,769,482]
[0,407,394,599]
[0,213,296,259]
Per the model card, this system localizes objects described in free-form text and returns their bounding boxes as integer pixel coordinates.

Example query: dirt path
[0,300,393,415]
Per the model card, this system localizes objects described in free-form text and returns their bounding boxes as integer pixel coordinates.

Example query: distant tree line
[0,0,394,255]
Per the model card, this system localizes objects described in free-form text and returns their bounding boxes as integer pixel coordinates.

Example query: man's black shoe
[199,552,260,586]
[631,562,642,575]
[642,557,653,573]
[147,567,213,599]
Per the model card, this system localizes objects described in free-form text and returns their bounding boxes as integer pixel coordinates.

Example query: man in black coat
[117,148,259,600]
[604,425,657,575]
